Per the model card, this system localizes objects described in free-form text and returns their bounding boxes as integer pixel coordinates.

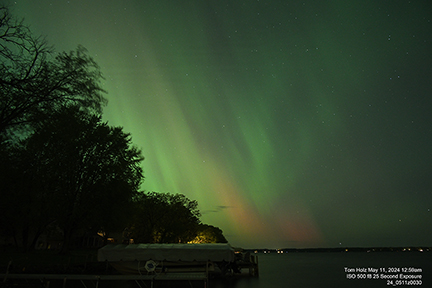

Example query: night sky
[11,0,432,249]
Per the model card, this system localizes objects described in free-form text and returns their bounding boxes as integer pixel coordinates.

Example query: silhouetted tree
[0,142,41,248]
[131,192,201,243]
[0,5,106,139]
[0,5,144,252]
[191,224,228,243]
[0,106,144,252]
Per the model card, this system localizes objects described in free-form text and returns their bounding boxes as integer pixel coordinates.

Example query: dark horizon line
[242,246,430,252]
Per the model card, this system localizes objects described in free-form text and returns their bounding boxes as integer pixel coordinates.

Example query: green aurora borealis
[12,0,432,248]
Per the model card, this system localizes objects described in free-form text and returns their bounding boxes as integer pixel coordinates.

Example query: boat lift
[2,244,258,287]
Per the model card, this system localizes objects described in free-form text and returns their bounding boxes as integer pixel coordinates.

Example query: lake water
[4,252,431,287]
[210,252,432,288]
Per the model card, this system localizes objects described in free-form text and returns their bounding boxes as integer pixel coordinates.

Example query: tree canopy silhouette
[0,6,228,251]
[129,192,229,244]
[191,224,228,244]
[0,106,144,251]
[0,5,106,138]
[130,192,201,244]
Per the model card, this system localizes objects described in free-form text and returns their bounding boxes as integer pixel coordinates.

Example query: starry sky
[11,0,432,249]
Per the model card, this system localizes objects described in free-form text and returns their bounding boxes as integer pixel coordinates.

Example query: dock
[1,272,208,287]
[233,251,259,277]
[1,244,259,287]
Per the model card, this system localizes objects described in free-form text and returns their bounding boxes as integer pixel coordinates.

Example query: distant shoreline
[246,247,430,253]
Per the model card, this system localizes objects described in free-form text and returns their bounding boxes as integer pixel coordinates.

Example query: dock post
[255,255,259,277]
[205,260,209,288]
[3,260,12,283]
[248,255,259,277]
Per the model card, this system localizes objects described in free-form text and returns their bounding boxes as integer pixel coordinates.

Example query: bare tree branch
[0,5,107,138]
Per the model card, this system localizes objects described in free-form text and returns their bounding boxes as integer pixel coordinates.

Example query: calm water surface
[210,252,432,288]
[8,252,430,287]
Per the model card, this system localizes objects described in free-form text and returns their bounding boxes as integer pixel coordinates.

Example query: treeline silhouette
[0,5,226,253]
